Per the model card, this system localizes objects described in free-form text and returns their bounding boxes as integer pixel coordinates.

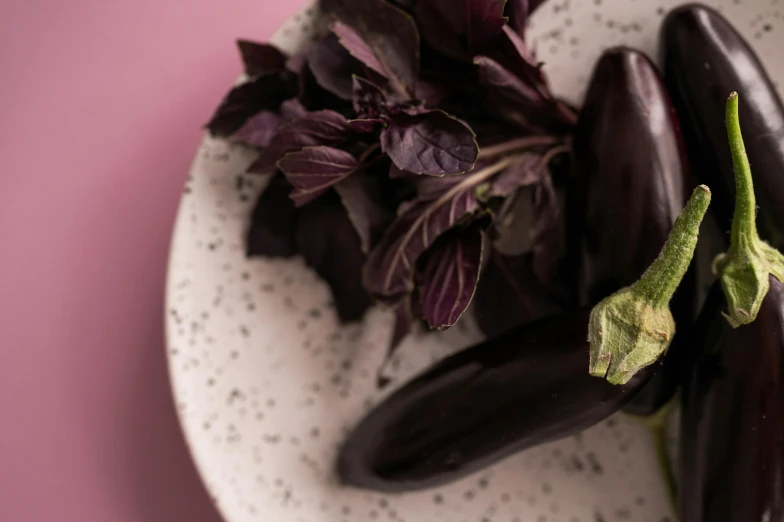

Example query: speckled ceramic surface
[165,1,784,521]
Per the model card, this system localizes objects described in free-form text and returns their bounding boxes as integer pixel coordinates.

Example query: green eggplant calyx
[589,185,711,384]
[714,92,784,327]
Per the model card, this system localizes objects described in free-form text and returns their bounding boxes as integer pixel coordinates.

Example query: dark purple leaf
[347,118,383,134]
[474,55,549,110]
[334,170,396,252]
[505,0,527,36]
[246,175,298,258]
[277,146,359,206]
[322,0,420,95]
[529,0,547,14]
[491,186,536,256]
[280,98,307,121]
[389,163,416,179]
[530,168,562,282]
[364,184,482,300]
[505,0,532,37]
[390,0,417,10]
[494,26,554,103]
[488,153,545,197]
[416,0,507,58]
[206,73,296,136]
[307,33,357,100]
[249,110,351,174]
[352,76,388,119]
[419,227,484,328]
[232,110,281,148]
[380,109,478,175]
[472,250,566,338]
[415,172,466,199]
[295,192,373,322]
[332,21,389,79]
[285,52,308,74]
[415,78,449,107]
[236,39,287,77]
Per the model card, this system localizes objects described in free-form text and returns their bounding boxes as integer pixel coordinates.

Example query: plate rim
[163,2,317,520]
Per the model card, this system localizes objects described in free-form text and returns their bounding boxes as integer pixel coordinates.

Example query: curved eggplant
[680,276,784,521]
[661,3,784,249]
[570,47,694,415]
[337,310,653,492]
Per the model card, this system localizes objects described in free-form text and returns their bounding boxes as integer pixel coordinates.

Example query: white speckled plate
[165,1,784,521]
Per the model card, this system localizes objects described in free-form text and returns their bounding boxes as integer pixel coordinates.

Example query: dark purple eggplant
[679,276,784,521]
[337,310,653,492]
[570,47,695,415]
[662,3,784,250]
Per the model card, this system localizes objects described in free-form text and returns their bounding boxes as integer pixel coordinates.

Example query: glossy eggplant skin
[680,276,784,521]
[337,310,653,492]
[662,4,784,250]
[570,47,694,415]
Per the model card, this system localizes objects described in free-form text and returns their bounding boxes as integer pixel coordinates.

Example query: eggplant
[661,3,784,250]
[570,47,695,415]
[337,310,653,492]
[679,276,784,521]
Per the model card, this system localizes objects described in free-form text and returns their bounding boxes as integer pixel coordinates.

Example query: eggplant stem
[588,187,710,384]
[712,92,784,326]
[477,135,561,159]
[631,186,712,309]
[725,92,759,249]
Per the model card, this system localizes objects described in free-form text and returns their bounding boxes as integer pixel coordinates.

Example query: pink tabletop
[0,1,305,520]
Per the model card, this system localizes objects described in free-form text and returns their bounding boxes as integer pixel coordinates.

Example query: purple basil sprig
[210,0,571,352]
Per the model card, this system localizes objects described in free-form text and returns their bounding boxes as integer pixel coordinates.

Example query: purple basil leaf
[352,76,388,119]
[495,26,550,97]
[332,21,389,79]
[504,0,548,36]
[280,98,308,121]
[390,0,417,10]
[322,0,420,96]
[232,110,281,148]
[285,52,308,75]
[529,0,547,14]
[389,163,416,179]
[295,192,373,323]
[364,185,481,300]
[505,0,529,36]
[236,39,287,77]
[416,0,507,58]
[419,227,484,329]
[415,78,449,107]
[530,168,562,282]
[206,73,296,137]
[488,154,544,197]
[415,172,466,199]
[246,175,298,258]
[277,146,359,206]
[474,55,548,110]
[307,33,357,100]
[472,250,566,338]
[347,118,383,134]
[380,109,478,175]
[491,186,536,256]
[334,169,396,253]
[249,110,351,174]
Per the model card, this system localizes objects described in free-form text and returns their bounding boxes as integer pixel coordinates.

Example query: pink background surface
[0,1,305,520]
